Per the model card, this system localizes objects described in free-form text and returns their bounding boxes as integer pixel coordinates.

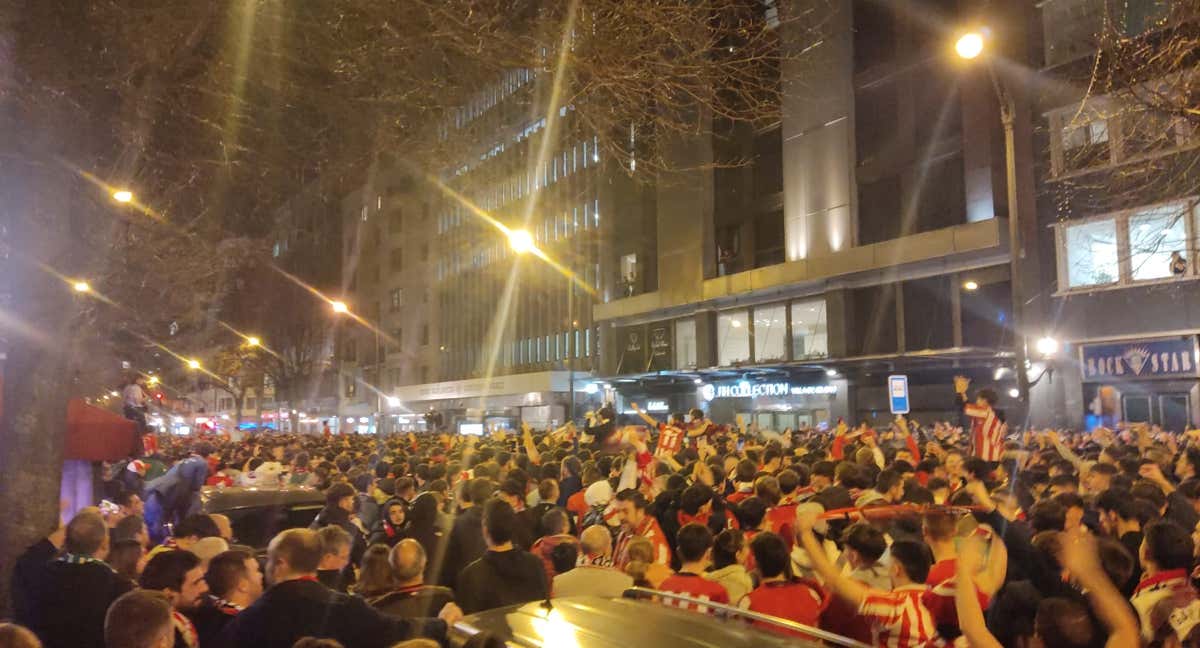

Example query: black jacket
[456,549,548,614]
[368,584,456,619]
[403,493,451,585]
[23,558,134,648]
[11,538,58,627]
[219,578,444,648]
[441,505,486,589]
[188,597,238,648]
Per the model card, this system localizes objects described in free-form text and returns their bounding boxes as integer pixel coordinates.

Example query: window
[420,243,429,261]
[391,328,402,348]
[1129,204,1189,281]
[390,248,403,271]
[1064,219,1119,288]
[669,319,695,370]
[790,298,828,359]
[390,289,403,312]
[717,310,751,366]
[420,324,429,346]
[420,366,430,383]
[245,397,256,410]
[753,304,787,362]
[345,380,357,398]
[344,339,357,362]
[391,208,403,232]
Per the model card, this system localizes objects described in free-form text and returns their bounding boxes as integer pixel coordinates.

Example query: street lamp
[147,375,159,386]
[954,29,1033,408]
[1035,336,1059,357]
[246,336,261,347]
[962,280,979,291]
[72,280,91,293]
[331,301,349,314]
[112,189,133,204]
[508,229,535,255]
[187,359,201,370]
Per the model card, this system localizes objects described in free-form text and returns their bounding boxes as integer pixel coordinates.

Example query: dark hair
[1095,537,1134,591]
[538,479,559,501]
[1143,521,1193,570]
[876,470,903,494]
[1053,492,1085,511]
[105,589,172,648]
[1049,474,1078,489]
[922,510,958,541]
[542,508,569,536]
[841,522,886,563]
[812,461,836,480]
[175,514,220,540]
[499,478,525,499]
[1028,499,1066,533]
[679,484,714,516]
[711,529,744,570]
[317,525,352,555]
[115,490,140,509]
[615,488,648,510]
[483,499,518,545]
[324,482,356,507]
[273,529,325,574]
[1034,597,1095,648]
[964,458,992,481]
[140,549,201,592]
[1130,482,1167,510]
[735,496,768,529]
[1094,489,1135,519]
[66,511,108,555]
[551,542,579,574]
[1090,463,1118,477]
[976,388,998,407]
[108,539,144,581]
[467,478,496,505]
[675,523,714,563]
[888,540,933,583]
[205,550,253,598]
[112,515,146,544]
[749,532,791,579]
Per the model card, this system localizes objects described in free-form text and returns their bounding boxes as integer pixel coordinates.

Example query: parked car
[448,589,868,648]
[200,486,324,554]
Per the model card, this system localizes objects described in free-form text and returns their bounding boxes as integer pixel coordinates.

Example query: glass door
[1122,395,1152,423]
[1160,394,1191,433]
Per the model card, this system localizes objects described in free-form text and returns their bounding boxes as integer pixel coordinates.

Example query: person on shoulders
[456,500,549,614]
[658,523,730,612]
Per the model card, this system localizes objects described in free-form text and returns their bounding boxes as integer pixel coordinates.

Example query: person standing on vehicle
[143,445,213,545]
[123,375,150,456]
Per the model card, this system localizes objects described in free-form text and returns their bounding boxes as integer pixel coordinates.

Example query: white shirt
[552,565,634,599]
[123,383,147,409]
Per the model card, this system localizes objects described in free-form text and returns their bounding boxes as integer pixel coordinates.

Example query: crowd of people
[5,376,1200,647]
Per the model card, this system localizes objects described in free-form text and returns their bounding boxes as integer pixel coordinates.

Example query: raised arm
[629,402,659,428]
[521,423,542,466]
[954,537,1004,648]
[795,508,869,608]
[1057,532,1139,648]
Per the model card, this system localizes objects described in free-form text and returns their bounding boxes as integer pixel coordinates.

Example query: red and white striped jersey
[964,402,1006,462]
[614,515,672,570]
[858,584,938,648]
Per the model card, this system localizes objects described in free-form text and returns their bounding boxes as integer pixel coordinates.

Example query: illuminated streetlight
[109,391,119,397]
[962,280,979,291]
[112,190,134,204]
[72,281,91,293]
[331,301,349,314]
[187,359,201,370]
[1008,388,1020,398]
[147,376,160,385]
[1035,336,1059,357]
[825,369,838,377]
[507,229,535,254]
[955,31,985,59]
[246,336,261,347]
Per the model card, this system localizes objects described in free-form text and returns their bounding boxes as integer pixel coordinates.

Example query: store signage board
[888,375,909,414]
[1079,336,1199,381]
[700,380,837,401]
[645,400,670,412]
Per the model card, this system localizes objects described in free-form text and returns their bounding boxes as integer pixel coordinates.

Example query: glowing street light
[246,336,261,347]
[962,280,979,291]
[112,189,134,204]
[147,375,160,386]
[955,31,985,60]
[507,229,535,255]
[1035,336,1060,357]
[72,281,91,293]
[331,301,349,314]
[109,391,119,397]
[187,359,201,370]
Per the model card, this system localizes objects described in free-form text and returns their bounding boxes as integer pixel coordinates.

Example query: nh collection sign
[1079,336,1199,381]
[700,381,837,401]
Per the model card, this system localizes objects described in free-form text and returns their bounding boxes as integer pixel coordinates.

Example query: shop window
[790,298,828,359]
[1129,204,1189,281]
[753,304,787,363]
[858,175,902,245]
[717,310,751,366]
[675,319,697,369]
[620,253,640,297]
[1063,218,1119,288]
[754,210,785,268]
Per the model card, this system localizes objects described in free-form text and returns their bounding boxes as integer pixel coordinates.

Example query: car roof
[451,594,866,648]
[200,486,325,512]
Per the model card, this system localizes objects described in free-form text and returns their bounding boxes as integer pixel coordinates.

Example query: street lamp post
[956,30,1031,408]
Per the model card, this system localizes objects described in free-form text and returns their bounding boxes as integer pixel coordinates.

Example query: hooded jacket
[456,549,549,614]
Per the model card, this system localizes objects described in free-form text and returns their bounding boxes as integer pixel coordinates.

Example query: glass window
[1064,219,1119,287]
[753,304,786,362]
[675,319,697,369]
[791,299,829,359]
[717,310,751,366]
[1129,203,1190,281]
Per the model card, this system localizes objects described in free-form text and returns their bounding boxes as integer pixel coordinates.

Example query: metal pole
[568,280,575,425]
[992,65,1030,410]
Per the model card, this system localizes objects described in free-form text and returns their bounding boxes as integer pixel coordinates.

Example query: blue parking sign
[888,375,909,414]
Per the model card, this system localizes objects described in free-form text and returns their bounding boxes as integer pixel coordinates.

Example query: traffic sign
[888,375,909,414]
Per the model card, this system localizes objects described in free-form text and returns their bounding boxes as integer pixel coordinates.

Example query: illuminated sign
[700,381,837,401]
[645,400,670,412]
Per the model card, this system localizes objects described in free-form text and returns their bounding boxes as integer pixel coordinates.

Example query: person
[921,508,1006,638]
[143,446,212,544]
[525,480,560,537]
[208,514,234,543]
[22,511,133,648]
[741,532,827,635]
[316,525,354,593]
[954,376,1005,462]
[658,523,730,611]
[368,501,407,548]
[819,522,889,644]
[441,478,495,588]
[139,550,209,648]
[189,549,263,647]
[552,526,634,598]
[104,589,175,648]
[401,493,450,585]
[1095,488,1144,594]
[310,482,368,569]
[219,529,459,648]
[370,540,456,618]
[1132,521,1197,642]
[107,538,145,582]
[123,376,150,435]
[456,499,549,613]
[623,536,672,589]
[613,489,671,570]
[0,624,42,648]
[702,529,752,606]
[529,508,581,584]
[148,514,221,560]
[796,508,938,648]
[1171,250,1188,276]
[112,514,150,550]
[354,544,401,599]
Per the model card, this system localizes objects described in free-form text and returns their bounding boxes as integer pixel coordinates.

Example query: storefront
[1077,335,1200,431]
[389,371,590,433]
